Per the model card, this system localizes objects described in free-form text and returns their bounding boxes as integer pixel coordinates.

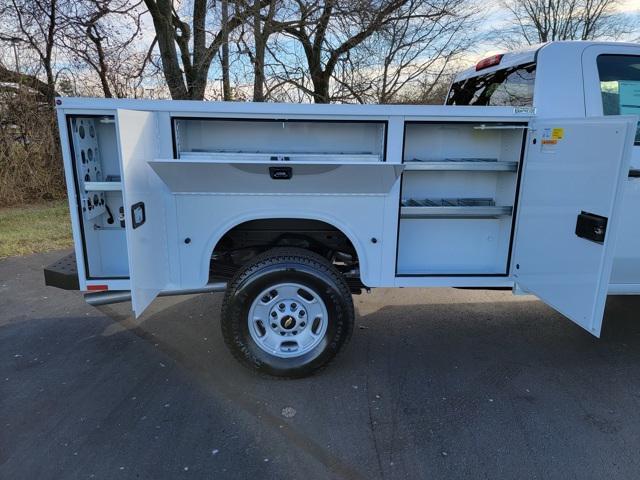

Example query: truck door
[582,45,640,292]
[116,109,170,317]
[511,117,635,336]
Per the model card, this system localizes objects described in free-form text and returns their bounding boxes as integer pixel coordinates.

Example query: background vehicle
[446,41,640,294]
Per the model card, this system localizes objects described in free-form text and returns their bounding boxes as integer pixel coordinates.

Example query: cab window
[446,63,536,106]
[596,54,640,145]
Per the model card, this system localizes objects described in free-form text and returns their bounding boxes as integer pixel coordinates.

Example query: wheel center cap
[281,315,296,329]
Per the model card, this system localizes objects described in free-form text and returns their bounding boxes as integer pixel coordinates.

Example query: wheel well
[209,218,363,291]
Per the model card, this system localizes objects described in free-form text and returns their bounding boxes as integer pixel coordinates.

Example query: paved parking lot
[2,249,640,479]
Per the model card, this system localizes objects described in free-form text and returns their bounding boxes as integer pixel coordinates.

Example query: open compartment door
[512,117,635,336]
[148,160,403,194]
[116,109,169,316]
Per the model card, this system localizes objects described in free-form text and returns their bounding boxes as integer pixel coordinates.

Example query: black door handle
[131,202,146,229]
[269,166,292,180]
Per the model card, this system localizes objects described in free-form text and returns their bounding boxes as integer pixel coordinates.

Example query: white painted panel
[512,117,635,336]
[173,194,390,288]
[397,217,512,275]
[116,109,170,316]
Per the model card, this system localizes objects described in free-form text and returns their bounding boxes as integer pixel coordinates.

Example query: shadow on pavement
[2,281,640,479]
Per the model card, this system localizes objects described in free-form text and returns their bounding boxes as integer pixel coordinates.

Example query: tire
[221,247,355,378]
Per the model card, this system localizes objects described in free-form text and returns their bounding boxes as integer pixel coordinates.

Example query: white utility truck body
[447,41,640,295]
[45,41,639,376]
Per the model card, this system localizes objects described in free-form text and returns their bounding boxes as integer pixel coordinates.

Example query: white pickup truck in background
[446,41,640,294]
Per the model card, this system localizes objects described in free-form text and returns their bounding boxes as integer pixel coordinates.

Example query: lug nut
[298,310,305,317]
[300,322,306,327]
[271,311,277,318]
[271,323,277,328]
[291,303,297,310]
[278,303,285,310]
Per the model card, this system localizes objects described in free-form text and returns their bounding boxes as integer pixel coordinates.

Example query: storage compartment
[397,217,513,274]
[69,116,128,278]
[173,118,386,162]
[397,122,525,275]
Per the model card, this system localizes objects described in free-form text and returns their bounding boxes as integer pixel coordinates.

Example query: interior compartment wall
[176,119,386,157]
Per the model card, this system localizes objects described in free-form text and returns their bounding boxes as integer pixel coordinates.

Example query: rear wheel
[221,248,354,378]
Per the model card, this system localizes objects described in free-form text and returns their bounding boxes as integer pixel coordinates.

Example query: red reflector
[476,54,503,71]
[87,284,108,291]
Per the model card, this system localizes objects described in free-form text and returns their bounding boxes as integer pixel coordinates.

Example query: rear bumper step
[44,252,79,290]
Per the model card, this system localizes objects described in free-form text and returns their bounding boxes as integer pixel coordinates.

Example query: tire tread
[221,247,354,378]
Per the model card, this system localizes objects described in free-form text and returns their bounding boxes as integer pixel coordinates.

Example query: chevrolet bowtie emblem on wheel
[283,316,294,329]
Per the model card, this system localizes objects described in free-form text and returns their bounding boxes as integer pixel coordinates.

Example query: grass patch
[0,200,72,258]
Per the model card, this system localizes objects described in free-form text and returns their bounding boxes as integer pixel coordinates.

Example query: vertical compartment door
[512,117,635,336]
[116,109,169,316]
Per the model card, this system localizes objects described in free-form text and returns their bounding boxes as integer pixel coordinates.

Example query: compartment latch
[269,166,292,180]
[575,211,607,244]
[131,202,146,229]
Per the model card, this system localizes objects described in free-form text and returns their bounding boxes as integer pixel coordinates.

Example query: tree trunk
[311,72,330,103]
[221,0,232,100]
[146,1,189,100]
[252,1,265,102]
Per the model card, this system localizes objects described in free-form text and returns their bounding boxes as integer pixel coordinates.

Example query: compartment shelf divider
[400,205,513,219]
[84,181,122,192]
[179,151,381,162]
[403,158,517,172]
[400,198,512,219]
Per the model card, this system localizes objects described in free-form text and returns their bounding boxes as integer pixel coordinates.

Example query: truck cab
[446,41,640,294]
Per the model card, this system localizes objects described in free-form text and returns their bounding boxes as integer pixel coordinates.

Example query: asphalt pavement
[2,249,640,479]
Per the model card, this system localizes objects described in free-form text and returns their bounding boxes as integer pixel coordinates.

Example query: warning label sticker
[541,127,564,153]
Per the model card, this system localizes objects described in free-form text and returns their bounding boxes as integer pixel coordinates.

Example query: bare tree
[269,0,431,103]
[143,0,268,100]
[339,0,479,104]
[62,0,155,98]
[0,0,68,103]
[220,0,233,100]
[265,0,478,103]
[501,0,634,46]
[234,0,281,101]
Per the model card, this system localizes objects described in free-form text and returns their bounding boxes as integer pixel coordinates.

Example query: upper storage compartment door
[512,117,635,336]
[116,109,169,317]
[148,160,403,195]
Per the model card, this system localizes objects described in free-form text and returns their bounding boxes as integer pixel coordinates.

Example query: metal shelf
[401,205,513,219]
[84,181,122,192]
[403,158,517,172]
[400,198,512,218]
[179,151,381,162]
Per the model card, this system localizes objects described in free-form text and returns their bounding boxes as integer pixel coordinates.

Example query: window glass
[446,63,536,107]
[596,54,640,145]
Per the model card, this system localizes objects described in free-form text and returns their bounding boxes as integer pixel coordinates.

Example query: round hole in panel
[79,125,85,139]
[81,150,86,163]
[89,125,95,138]
[87,148,94,162]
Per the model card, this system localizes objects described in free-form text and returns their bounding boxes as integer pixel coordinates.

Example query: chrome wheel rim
[247,282,328,358]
